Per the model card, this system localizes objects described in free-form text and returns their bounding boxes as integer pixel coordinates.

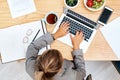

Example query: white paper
[0,25,24,63]
[100,17,120,58]
[0,21,48,63]
[7,0,36,18]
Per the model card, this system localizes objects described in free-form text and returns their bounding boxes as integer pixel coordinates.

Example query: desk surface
[0,0,120,60]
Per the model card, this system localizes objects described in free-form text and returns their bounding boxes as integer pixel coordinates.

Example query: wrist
[53,33,59,40]
[73,45,79,50]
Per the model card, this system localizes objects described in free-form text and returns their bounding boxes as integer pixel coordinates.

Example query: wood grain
[0,0,120,60]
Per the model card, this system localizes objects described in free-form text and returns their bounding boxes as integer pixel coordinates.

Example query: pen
[32,29,40,42]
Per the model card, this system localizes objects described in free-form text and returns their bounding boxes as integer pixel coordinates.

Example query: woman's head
[35,49,63,80]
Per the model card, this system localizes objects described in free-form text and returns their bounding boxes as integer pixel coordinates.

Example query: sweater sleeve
[72,49,86,80]
[25,32,54,78]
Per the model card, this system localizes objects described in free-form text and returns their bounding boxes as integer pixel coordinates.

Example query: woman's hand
[53,22,69,39]
[70,31,84,50]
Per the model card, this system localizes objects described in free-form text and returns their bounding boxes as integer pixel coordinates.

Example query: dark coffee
[46,14,57,24]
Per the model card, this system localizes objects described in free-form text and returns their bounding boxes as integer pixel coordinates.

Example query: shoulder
[63,59,74,68]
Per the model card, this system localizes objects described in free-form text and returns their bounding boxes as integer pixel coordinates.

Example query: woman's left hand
[53,22,69,39]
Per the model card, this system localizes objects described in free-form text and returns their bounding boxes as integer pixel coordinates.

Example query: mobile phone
[98,6,113,25]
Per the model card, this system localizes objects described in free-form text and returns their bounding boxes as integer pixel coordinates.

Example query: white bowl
[84,0,106,11]
[64,0,80,8]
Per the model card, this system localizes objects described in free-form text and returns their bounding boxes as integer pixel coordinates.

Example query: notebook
[0,20,49,63]
[100,17,120,58]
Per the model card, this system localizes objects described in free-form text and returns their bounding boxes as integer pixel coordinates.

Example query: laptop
[53,8,99,53]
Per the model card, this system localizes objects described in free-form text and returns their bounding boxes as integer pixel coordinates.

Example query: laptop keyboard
[62,17,93,41]
[67,9,98,29]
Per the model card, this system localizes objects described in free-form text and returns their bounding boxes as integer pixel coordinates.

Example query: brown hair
[34,49,63,80]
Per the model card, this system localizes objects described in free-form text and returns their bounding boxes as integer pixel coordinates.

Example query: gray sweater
[25,33,86,80]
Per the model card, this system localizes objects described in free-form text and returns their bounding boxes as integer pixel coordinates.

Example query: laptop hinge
[63,7,68,14]
[95,23,100,29]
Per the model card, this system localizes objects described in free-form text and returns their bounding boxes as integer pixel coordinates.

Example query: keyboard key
[66,9,98,29]
[61,17,93,41]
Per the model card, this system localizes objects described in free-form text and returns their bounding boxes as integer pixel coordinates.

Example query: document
[100,17,120,58]
[7,0,36,18]
[0,20,49,63]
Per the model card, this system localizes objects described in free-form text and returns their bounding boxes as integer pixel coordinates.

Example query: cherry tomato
[86,1,93,7]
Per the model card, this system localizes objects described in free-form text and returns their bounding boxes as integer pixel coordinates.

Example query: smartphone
[98,6,113,25]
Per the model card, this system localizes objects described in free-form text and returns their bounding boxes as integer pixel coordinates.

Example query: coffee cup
[45,12,58,25]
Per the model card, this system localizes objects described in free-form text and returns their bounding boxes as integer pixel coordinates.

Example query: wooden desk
[0,0,120,60]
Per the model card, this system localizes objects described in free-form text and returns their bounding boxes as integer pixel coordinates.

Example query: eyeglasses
[23,29,33,43]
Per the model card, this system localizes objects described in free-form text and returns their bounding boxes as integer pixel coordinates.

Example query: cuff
[44,32,54,44]
[72,49,83,57]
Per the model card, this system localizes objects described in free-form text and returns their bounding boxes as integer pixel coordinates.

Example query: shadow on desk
[112,61,120,74]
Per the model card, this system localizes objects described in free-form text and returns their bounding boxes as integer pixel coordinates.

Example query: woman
[25,22,86,80]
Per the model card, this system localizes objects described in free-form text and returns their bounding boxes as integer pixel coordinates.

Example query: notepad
[7,0,36,18]
[100,17,120,58]
[0,20,49,63]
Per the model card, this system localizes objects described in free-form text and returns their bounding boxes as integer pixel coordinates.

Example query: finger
[64,25,70,31]
[64,21,69,25]
[64,23,69,28]
[63,22,69,28]
[80,36,84,41]
[76,31,79,36]
[66,23,70,28]
[67,28,70,33]
[60,22,65,27]
[79,31,85,40]
[63,28,69,35]
[82,35,85,40]
[79,31,84,37]
[70,34,73,40]
[66,30,69,34]
[62,21,66,26]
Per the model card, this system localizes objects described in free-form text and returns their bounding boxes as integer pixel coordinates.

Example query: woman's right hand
[53,22,69,39]
[70,31,84,50]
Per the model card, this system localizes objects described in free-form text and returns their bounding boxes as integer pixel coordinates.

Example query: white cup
[45,12,58,25]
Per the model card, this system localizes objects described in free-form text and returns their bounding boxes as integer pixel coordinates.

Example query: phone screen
[98,7,113,25]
